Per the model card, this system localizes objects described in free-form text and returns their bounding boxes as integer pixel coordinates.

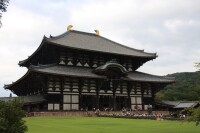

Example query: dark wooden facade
[5,30,174,111]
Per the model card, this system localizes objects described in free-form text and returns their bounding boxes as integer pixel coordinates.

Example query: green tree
[0,0,9,27]
[155,72,200,101]
[187,107,200,126]
[0,98,28,133]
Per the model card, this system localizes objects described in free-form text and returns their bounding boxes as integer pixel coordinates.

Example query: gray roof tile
[174,102,199,108]
[31,65,174,83]
[127,72,175,83]
[47,30,157,58]
[156,100,199,108]
[31,64,105,79]
[5,65,175,91]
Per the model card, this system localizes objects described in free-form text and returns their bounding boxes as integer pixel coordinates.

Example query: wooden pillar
[95,95,100,109]
[141,83,145,110]
[112,80,118,111]
[95,80,100,109]
[78,79,83,110]
[127,97,131,109]
[127,82,132,109]
[60,77,64,111]
[113,93,116,110]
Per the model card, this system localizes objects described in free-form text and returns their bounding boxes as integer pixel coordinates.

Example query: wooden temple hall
[4,26,174,112]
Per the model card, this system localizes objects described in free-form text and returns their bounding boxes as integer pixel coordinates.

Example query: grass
[25,117,200,133]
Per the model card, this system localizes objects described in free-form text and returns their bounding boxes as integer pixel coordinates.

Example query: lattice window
[63,104,71,110]
[63,95,79,110]
[136,97,142,104]
[48,104,53,110]
[63,95,71,103]
[54,104,60,110]
[48,103,60,110]
[72,95,79,103]
[72,104,79,110]
[131,97,136,104]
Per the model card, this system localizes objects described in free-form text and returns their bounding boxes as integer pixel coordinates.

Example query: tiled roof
[19,30,157,66]
[31,65,174,83]
[47,30,157,58]
[174,102,199,108]
[127,72,175,83]
[31,64,106,79]
[159,100,180,106]
[156,100,199,108]
[5,65,175,91]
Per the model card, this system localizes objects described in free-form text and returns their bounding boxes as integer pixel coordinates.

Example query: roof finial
[67,25,73,31]
[94,30,100,36]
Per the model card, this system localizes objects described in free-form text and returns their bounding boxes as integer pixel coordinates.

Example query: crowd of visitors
[88,107,187,120]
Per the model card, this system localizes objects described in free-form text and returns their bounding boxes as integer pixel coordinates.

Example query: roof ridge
[49,30,98,39]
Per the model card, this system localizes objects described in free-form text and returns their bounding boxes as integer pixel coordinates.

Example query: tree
[0,98,28,133]
[155,72,200,101]
[185,63,200,125]
[0,0,9,27]
[187,107,200,126]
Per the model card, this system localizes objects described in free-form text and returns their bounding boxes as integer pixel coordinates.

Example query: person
[122,107,126,113]
[95,109,100,115]
[147,104,152,115]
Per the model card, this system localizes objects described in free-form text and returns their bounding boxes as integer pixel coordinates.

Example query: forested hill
[155,71,200,101]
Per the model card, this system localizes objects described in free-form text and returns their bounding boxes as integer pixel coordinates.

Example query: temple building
[4,28,174,112]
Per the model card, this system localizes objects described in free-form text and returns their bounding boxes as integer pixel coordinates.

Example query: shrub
[187,107,200,126]
[0,98,28,133]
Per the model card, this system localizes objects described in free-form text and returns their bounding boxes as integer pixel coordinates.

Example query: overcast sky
[0,0,200,97]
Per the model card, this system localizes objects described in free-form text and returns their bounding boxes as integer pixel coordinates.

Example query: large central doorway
[116,96,126,110]
[81,95,96,110]
[99,95,112,110]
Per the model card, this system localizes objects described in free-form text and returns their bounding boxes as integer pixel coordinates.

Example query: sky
[0,0,200,97]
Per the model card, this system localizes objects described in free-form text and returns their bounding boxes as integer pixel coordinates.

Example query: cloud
[67,0,200,74]
[0,4,63,97]
[0,0,200,96]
